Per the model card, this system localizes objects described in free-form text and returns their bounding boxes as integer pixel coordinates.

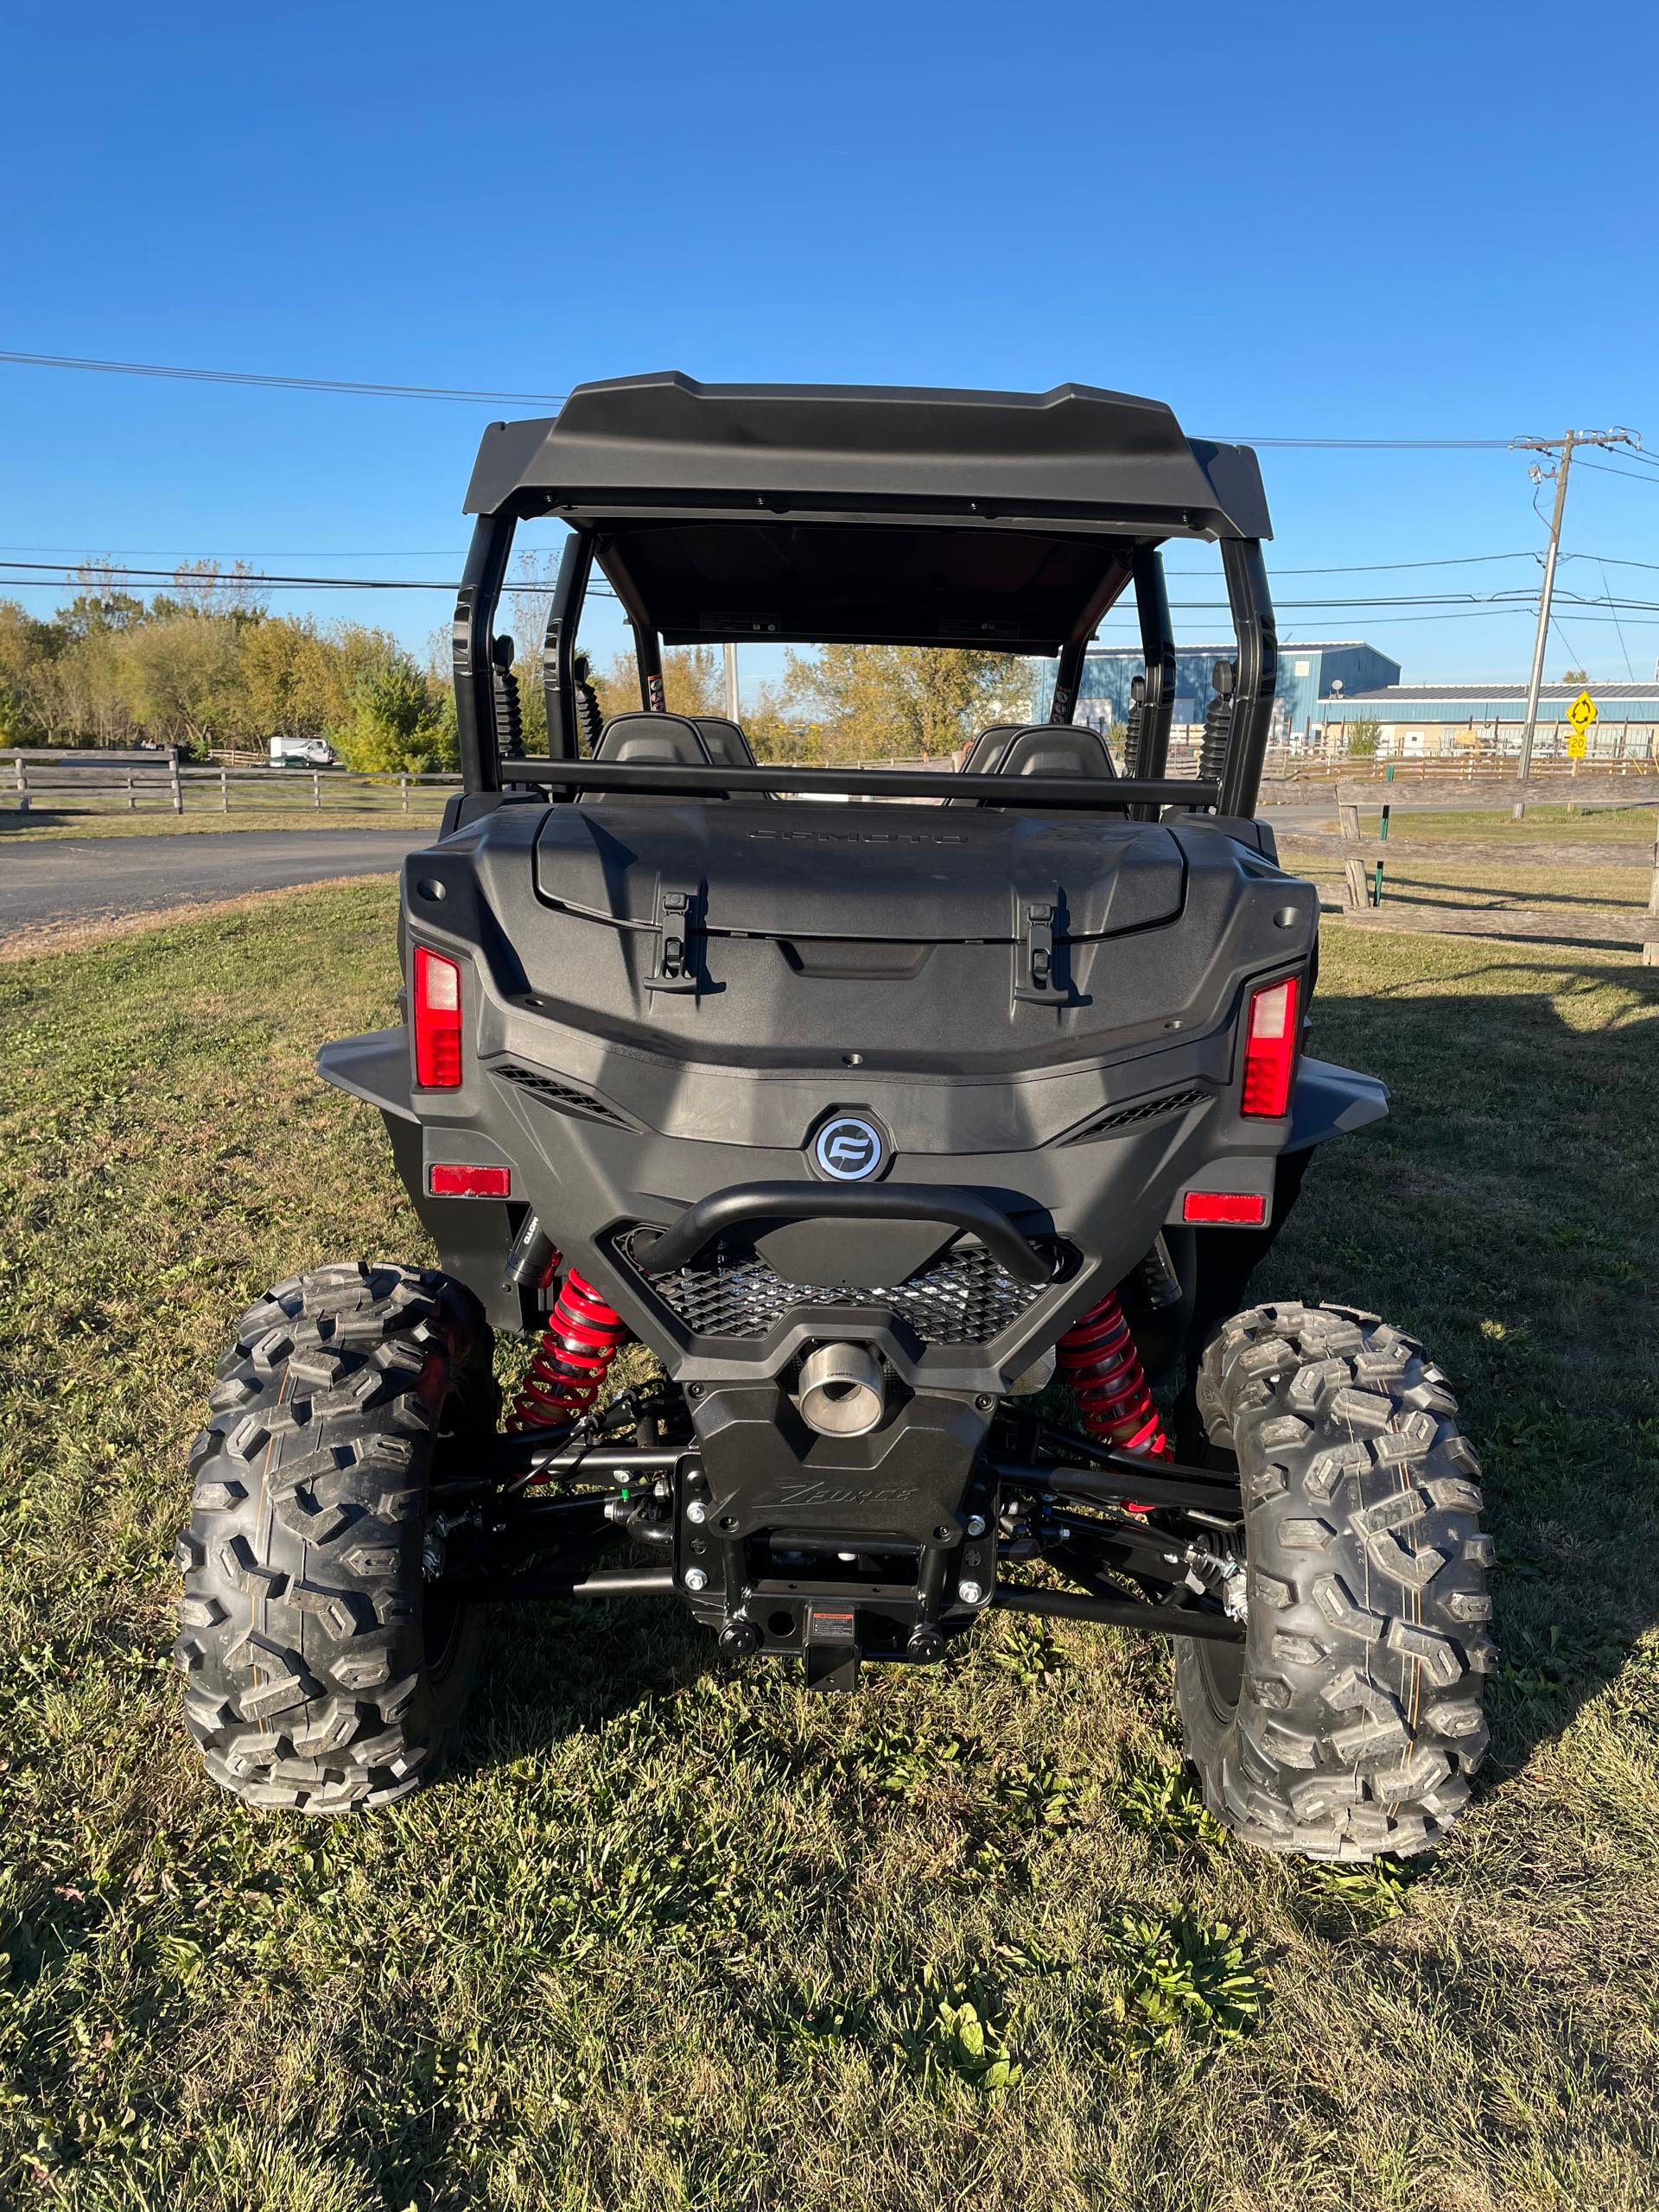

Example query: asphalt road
[0,828,429,940]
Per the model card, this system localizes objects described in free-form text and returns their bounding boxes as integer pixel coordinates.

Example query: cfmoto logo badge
[810,1113,888,1182]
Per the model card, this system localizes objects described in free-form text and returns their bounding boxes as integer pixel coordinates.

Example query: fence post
[127,772,137,812]
[13,755,28,813]
[1644,812,1659,969]
[220,767,229,812]
[401,773,409,812]
[168,752,184,815]
[313,769,321,810]
[1338,791,1368,912]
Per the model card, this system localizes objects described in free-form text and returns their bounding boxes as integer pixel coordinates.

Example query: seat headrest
[973,722,1124,807]
[963,723,1023,771]
[585,712,728,799]
[594,712,712,766]
[694,716,759,768]
[992,724,1117,781]
[944,722,1027,803]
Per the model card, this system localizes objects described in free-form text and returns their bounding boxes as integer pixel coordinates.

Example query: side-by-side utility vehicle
[176,376,1493,1859]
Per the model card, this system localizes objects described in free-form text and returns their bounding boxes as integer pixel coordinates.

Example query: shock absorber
[506,1259,630,1433]
[1055,1288,1171,1459]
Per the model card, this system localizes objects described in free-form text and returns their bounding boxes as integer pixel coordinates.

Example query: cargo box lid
[533,799,1184,943]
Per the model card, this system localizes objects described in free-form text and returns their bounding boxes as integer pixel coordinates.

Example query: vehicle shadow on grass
[1251,960,1659,1803]
[1385,871,1642,913]
[449,1588,713,1782]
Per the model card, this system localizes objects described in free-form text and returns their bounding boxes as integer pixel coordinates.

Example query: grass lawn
[1302,803,1659,846]
[1277,846,1650,921]
[3,882,1659,2210]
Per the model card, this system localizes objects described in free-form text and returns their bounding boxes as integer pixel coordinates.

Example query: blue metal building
[1033,640,1402,735]
[1316,682,1659,757]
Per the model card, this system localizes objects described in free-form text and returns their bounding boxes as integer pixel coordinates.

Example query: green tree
[332,659,455,773]
[240,614,344,738]
[780,645,1029,760]
[1344,713,1382,761]
[0,601,60,743]
[114,615,247,755]
[590,645,728,725]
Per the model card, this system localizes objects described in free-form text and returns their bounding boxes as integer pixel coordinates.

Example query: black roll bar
[497,757,1217,810]
[1218,538,1278,818]
[1050,556,1134,725]
[594,539,664,710]
[454,512,516,794]
[1129,544,1178,820]
[541,531,594,762]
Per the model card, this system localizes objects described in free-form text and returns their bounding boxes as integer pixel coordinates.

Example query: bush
[331,662,456,774]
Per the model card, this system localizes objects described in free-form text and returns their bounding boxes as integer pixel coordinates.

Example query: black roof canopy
[463,374,1272,656]
[467,372,1269,536]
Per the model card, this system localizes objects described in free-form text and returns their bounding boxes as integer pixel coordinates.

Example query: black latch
[1014,891,1068,1004]
[645,883,700,994]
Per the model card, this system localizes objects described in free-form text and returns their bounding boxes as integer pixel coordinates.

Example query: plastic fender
[1285,1055,1389,1154]
[317,1028,416,1122]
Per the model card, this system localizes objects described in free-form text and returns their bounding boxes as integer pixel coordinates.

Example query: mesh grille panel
[1062,1086,1211,1141]
[492,1062,636,1129]
[624,1234,1044,1345]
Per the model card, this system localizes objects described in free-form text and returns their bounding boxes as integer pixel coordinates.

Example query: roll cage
[450,373,1280,822]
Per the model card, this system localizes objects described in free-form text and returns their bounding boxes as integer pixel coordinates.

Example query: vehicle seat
[694,716,759,769]
[976,722,1123,806]
[944,722,1026,803]
[585,712,723,798]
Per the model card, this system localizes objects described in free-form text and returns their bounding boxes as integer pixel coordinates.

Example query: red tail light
[428,1163,511,1198]
[1184,1190,1268,1225]
[413,947,463,1088]
[1241,975,1300,1118]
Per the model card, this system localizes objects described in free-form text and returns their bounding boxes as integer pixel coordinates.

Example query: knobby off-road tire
[1174,1301,1495,1860]
[175,1262,497,1814]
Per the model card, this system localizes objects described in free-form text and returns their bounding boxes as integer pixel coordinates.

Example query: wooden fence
[1333,785,1659,964]
[3,752,459,817]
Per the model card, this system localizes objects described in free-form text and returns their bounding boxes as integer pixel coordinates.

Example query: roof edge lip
[461,370,1273,541]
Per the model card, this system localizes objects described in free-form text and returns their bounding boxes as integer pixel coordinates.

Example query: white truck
[269,734,339,769]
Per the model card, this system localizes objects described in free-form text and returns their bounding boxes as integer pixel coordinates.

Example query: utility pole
[1512,428,1640,791]
[722,640,740,723]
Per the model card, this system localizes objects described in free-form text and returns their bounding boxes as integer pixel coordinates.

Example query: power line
[1217,435,1516,449]
[1572,457,1659,486]
[0,350,1533,446]
[1166,549,1541,576]
[10,560,1659,619]
[0,350,569,406]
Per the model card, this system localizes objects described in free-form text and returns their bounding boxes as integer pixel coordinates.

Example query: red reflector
[429,1163,511,1198]
[1242,973,1300,1118]
[1183,1191,1268,1225]
[413,947,462,1088]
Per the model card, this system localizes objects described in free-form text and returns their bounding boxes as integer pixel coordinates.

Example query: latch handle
[1014,891,1068,1004]
[645,884,700,994]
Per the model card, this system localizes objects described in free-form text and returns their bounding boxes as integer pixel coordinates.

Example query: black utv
[176,376,1493,1859]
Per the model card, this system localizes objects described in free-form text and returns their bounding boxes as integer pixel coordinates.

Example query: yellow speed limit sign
[1567,688,1598,760]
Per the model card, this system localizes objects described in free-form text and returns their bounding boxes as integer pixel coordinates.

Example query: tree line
[0,564,460,772]
[2,558,1037,770]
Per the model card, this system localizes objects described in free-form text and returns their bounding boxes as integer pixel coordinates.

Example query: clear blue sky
[4,0,1656,690]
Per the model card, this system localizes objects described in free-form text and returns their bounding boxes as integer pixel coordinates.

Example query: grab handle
[632,1180,1054,1287]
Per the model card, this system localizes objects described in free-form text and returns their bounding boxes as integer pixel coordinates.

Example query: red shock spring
[1055,1288,1171,1461]
[506,1257,630,1434]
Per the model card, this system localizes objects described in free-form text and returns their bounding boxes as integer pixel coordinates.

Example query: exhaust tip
[798,1343,886,1437]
